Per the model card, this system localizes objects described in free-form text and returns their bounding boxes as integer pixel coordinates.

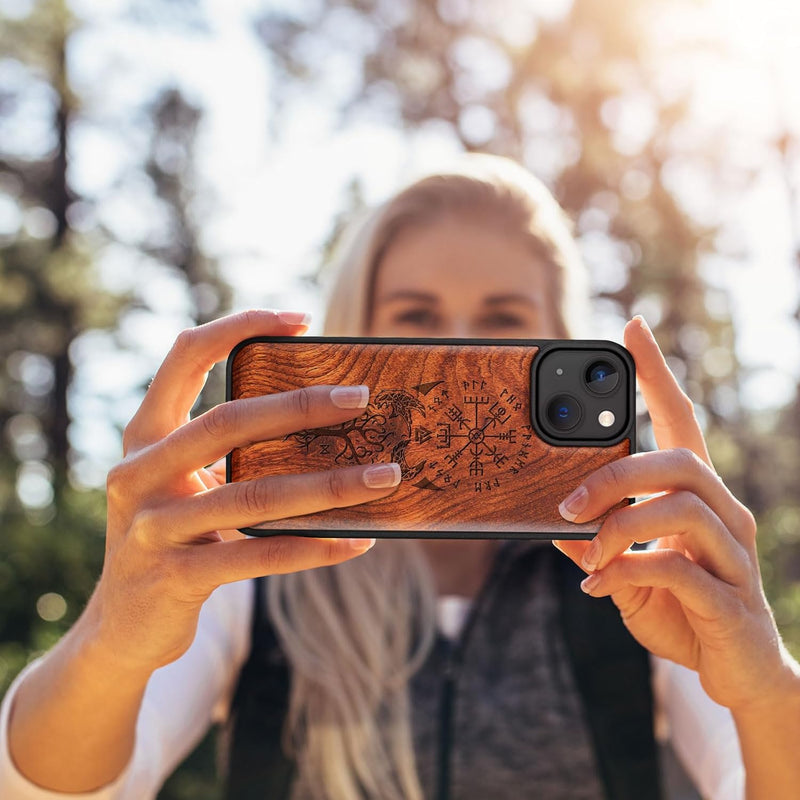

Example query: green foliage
[0,1,231,793]
[0,486,106,695]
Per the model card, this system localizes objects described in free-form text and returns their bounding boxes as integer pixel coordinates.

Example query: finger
[572,552,702,665]
[138,384,370,482]
[126,309,310,450]
[217,526,247,542]
[552,538,592,569]
[624,316,712,468]
[578,548,736,624]
[196,459,227,492]
[206,458,227,484]
[557,449,754,548]
[191,534,377,590]
[579,491,750,586]
[135,463,402,544]
[197,462,243,540]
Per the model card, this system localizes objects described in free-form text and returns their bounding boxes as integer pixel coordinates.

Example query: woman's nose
[439,319,474,338]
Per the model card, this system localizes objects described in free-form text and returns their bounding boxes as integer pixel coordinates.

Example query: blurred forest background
[2,0,800,796]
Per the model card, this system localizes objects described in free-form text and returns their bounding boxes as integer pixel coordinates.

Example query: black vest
[222,545,662,800]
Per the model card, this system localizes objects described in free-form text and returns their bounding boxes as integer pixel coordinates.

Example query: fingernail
[582,537,602,571]
[277,311,312,326]
[330,385,370,409]
[558,486,588,522]
[634,314,654,338]
[363,463,402,489]
[580,573,601,594]
[552,540,565,554]
[349,538,376,552]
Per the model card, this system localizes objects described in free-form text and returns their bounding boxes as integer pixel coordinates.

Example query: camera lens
[585,360,619,395]
[545,394,582,431]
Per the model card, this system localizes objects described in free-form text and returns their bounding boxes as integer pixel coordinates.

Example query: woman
[2,155,799,800]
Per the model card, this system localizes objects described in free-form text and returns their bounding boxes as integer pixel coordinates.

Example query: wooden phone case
[226,338,634,539]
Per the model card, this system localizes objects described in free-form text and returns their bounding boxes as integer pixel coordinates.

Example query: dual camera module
[531,345,632,445]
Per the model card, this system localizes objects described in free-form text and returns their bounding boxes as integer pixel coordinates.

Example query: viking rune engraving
[289,378,531,492]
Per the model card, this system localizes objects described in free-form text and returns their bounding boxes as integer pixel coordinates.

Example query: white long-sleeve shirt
[0,579,745,799]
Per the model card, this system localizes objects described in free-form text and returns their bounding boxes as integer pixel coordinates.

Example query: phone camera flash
[598,410,615,428]
[556,368,564,375]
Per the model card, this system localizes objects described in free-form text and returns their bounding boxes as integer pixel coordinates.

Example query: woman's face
[368,217,560,339]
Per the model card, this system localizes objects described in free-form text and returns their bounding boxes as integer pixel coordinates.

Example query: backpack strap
[223,576,295,800]
[556,554,663,800]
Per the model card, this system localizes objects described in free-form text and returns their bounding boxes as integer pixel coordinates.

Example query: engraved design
[422,381,532,493]
[290,378,532,492]
[412,380,444,396]
[289,390,426,480]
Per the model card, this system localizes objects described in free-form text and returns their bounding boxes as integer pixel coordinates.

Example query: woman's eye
[393,308,441,328]
[479,313,527,330]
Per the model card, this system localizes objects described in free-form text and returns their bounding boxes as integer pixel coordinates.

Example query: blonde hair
[266,154,590,800]
[267,542,436,800]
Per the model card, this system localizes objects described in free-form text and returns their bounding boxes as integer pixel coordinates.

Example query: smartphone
[226,337,635,539]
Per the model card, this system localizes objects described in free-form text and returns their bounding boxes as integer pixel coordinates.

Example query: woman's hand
[88,310,401,675]
[553,316,799,716]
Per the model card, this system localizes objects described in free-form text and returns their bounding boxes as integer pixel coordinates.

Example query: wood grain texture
[229,340,631,537]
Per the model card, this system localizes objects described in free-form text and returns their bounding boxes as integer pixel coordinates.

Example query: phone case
[226,337,635,539]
